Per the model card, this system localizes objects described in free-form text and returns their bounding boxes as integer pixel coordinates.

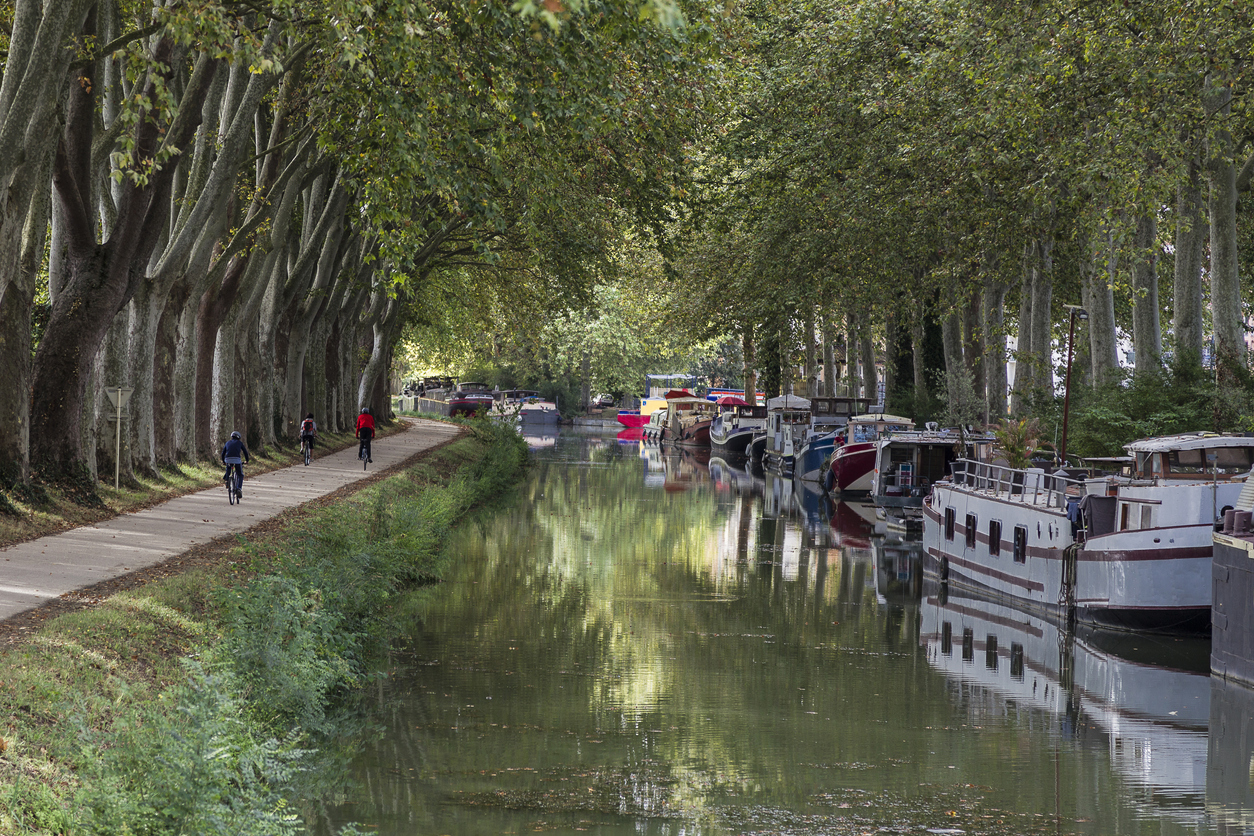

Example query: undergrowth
[0,420,528,835]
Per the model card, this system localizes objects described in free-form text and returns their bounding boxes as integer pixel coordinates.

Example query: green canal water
[320,429,1254,836]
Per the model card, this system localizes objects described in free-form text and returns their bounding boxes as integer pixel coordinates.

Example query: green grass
[0,421,528,835]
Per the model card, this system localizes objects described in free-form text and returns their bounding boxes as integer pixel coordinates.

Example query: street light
[1059,305,1088,465]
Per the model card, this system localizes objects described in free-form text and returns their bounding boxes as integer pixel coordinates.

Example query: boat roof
[878,430,994,444]
[851,413,913,424]
[767,395,811,409]
[1124,432,1254,453]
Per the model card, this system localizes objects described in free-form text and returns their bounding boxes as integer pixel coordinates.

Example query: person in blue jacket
[221,430,250,497]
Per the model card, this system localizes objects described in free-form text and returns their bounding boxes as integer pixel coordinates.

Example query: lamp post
[1059,305,1088,465]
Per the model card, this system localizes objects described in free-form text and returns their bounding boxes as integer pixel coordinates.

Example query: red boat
[616,411,648,428]
[827,414,915,494]
[447,382,496,416]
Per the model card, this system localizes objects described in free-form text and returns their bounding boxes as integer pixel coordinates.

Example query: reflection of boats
[709,456,763,496]
[1208,677,1254,831]
[874,539,923,606]
[641,443,665,489]
[828,500,877,549]
[661,448,710,492]
[519,428,557,448]
[615,427,643,444]
[828,413,916,494]
[925,432,1254,632]
[921,581,1210,826]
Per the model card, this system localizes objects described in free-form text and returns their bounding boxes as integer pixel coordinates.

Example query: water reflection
[319,430,1244,836]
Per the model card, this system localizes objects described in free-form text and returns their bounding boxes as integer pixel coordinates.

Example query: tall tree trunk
[1083,228,1119,383]
[1209,87,1243,374]
[846,312,862,399]
[1131,213,1161,374]
[1011,243,1034,413]
[911,299,926,403]
[822,316,836,399]
[964,289,983,400]
[860,322,877,405]
[1173,161,1206,367]
[983,282,1008,424]
[742,323,756,406]
[1029,236,1054,395]
[803,308,816,398]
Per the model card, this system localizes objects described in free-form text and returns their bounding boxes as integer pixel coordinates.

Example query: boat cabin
[809,397,875,430]
[847,413,915,445]
[873,430,995,506]
[1128,433,1254,479]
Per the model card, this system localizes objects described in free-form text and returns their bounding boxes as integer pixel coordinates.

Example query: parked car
[593,394,615,408]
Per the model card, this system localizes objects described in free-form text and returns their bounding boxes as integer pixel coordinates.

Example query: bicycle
[359,440,369,470]
[301,436,312,466]
[224,458,243,504]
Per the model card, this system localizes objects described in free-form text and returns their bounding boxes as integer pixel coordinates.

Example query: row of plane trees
[0,0,704,488]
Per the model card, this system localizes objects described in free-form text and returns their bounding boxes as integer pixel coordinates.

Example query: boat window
[1120,503,1132,531]
[1140,505,1154,529]
[988,520,1001,556]
[851,424,878,444]
[944,507,956,541]
[941,622,952,655]
[962,628,974,662]
[1167,449,1206,474]
[964,513,977,548]
[985,635,998,670]
[1013,526,1027,563]
[1010,643,1024,680]
[1135,452,1151,475]
[1214,447,1254,473]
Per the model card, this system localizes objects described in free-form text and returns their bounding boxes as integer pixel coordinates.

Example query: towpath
[0,417,463,623]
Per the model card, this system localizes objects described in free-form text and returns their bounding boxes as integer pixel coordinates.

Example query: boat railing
[949,459,1084,509]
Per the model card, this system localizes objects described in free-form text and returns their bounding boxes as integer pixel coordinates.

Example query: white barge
[923,432,1254,632]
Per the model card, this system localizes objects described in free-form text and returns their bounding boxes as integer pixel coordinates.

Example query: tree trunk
[1131,213,1161,374]
[1029,236,1054,396]
[1209,104,1243,372]
[0,177,46,485]
[983,282,1008,424]
[911,299,926,403]
[822,316,836,399]
[860,324,877,404]
[1011,243,1034,413]
[742,323,756,407]
[803,308,816,398]
[1083,229,1119,383]
[846,312,861,399]
[1173,161,1206,367]
[964,289,983,400]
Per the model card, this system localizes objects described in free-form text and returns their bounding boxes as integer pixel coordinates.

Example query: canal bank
[0,419,527,835]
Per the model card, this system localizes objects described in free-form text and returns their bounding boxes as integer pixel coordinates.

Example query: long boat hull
[922,483,1211,633]
[711,427,756,456]
[674,419,712,447]
[795,434,837,483]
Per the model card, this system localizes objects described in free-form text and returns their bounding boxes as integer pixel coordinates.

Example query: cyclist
[221,430,250,497]
[356,406,376,463]
[299,413,317,460]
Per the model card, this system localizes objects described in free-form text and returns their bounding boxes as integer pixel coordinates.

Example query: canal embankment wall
[0,420,528,835]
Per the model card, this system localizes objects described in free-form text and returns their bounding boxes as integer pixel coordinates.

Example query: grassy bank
[0,423,408,551]
[0,420,528,835]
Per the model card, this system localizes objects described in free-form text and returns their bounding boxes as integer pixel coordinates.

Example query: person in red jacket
[356,406,376,463]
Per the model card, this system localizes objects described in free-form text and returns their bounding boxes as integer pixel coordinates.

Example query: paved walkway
[0,418,463,621]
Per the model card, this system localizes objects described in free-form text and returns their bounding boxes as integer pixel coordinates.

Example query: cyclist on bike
[221,430,250,497]
[356,406,375,463]
[300,413,317,455]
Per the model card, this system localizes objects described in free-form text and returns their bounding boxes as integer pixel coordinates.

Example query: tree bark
[822,316,836,399]
[1208,83,1243,373]
[1083,228,1119,383]
[860,323,877,405]
[803,307,816,398]
[1173,161,1206,367]
[742,322,756,406]
[982,281,1008,424]
[1131,213,1161,373]
[1029,236,1054,395]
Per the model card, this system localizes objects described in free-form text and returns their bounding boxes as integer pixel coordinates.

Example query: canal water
[320,429,1254,836]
